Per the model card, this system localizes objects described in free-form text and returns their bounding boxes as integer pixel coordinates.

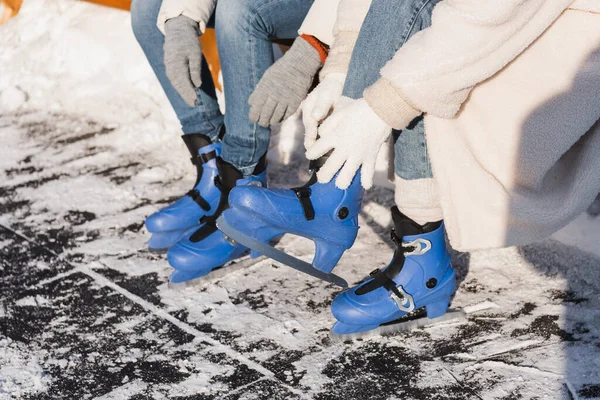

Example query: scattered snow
[0,0,599,398]
[0,86,27,112]
[0,339,51,399]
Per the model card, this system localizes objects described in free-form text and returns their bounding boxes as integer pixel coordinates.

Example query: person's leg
[343,0,438,177]
[327,0,455,337]
[215,0,314,176]
[165,0,313,281]
[131,0,223,139]
[342,0,442,224]
[132,0,225,253]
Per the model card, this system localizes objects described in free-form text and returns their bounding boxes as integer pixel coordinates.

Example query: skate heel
[425,297,451,319]
[312,240,347,273]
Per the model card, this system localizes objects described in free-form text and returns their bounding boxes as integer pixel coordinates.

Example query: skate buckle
[403,238,431,256]
[391,286,415,313]
[248,181,263,187]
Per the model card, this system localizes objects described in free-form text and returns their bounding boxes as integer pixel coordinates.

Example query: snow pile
[0,0,178,139]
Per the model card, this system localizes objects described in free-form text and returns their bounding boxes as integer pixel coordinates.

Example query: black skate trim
[292,187,315,221]
[189,155,267,244]
[187,189,212,211]
[290,168,319,222]
[309,157,328,171]
[190,150,217,166]
[189,177,228,243]
[355,208,442,297]
[354,230,416,296]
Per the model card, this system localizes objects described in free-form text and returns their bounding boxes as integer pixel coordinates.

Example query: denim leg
[342,0,441,180]
[216,0,313,176]
[131,0,223,140]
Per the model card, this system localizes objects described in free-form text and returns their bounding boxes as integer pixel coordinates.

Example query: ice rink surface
[1,2,599,399]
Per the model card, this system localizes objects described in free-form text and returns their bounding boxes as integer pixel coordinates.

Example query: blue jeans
[131,0,313,176]
[342,0,440,180]
[131,1,223,141]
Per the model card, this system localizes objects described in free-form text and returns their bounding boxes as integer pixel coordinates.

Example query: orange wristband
[301,34,329,64]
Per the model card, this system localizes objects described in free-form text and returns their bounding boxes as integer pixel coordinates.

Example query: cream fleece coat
[362,0,600,250]
[426,8,600,250]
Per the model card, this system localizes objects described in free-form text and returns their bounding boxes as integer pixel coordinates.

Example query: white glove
[301,73,346,150]
[305,98,392,190]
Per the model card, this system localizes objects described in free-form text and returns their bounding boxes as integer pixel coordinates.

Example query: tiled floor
[1,110,600,399]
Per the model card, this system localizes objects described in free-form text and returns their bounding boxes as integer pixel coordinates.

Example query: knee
[216,0,269,38]
[131,0,161,45]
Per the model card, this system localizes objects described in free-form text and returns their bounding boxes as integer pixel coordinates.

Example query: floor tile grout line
[1,223,313,400]
[225,376,271,398]
[33,268,81,288]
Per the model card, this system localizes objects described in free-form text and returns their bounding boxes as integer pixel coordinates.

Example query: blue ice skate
[145,134,222,253]
[330,206,457,339]
[167,156,267,284]
[219,161,364,275]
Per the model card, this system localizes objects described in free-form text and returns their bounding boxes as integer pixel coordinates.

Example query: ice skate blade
[216,216,348,288]
[148,247,169,254]
[168,255,267,290]
[330,309,467,342]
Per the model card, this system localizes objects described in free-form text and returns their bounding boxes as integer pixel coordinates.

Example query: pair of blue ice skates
[146,134,456,336]
[145,133,267,284]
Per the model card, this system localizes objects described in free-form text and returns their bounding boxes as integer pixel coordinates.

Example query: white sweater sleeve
[157,0,217,34]
[298,0,341,46]
[364,0,574,128]
[320,0,373,78]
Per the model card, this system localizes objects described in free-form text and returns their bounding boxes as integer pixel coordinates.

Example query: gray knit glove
[249,38,323,127]
[164,15,202,107]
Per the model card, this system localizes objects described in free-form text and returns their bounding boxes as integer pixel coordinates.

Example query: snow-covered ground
[1,1,600,399]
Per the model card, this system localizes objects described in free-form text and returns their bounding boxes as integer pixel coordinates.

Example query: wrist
[165,15,200,35]
[300,34,328,64]
[285,37,324,75]
[364,79,421,130]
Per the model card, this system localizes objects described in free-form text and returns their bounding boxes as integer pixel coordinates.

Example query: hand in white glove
[305,98,392,190]
[301,73,346,150]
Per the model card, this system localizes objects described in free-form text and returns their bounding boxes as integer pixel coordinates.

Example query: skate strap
[355,264,405,296]
[190,150,217,166]
[189,177,230,243]
[189,219,218,242]
[187,189,212,211]
[354,230,417,296]
[291,187,315,221]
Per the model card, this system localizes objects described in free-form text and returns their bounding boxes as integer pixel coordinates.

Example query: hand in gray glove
[249,37,323,127]
[164,15,203,107]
